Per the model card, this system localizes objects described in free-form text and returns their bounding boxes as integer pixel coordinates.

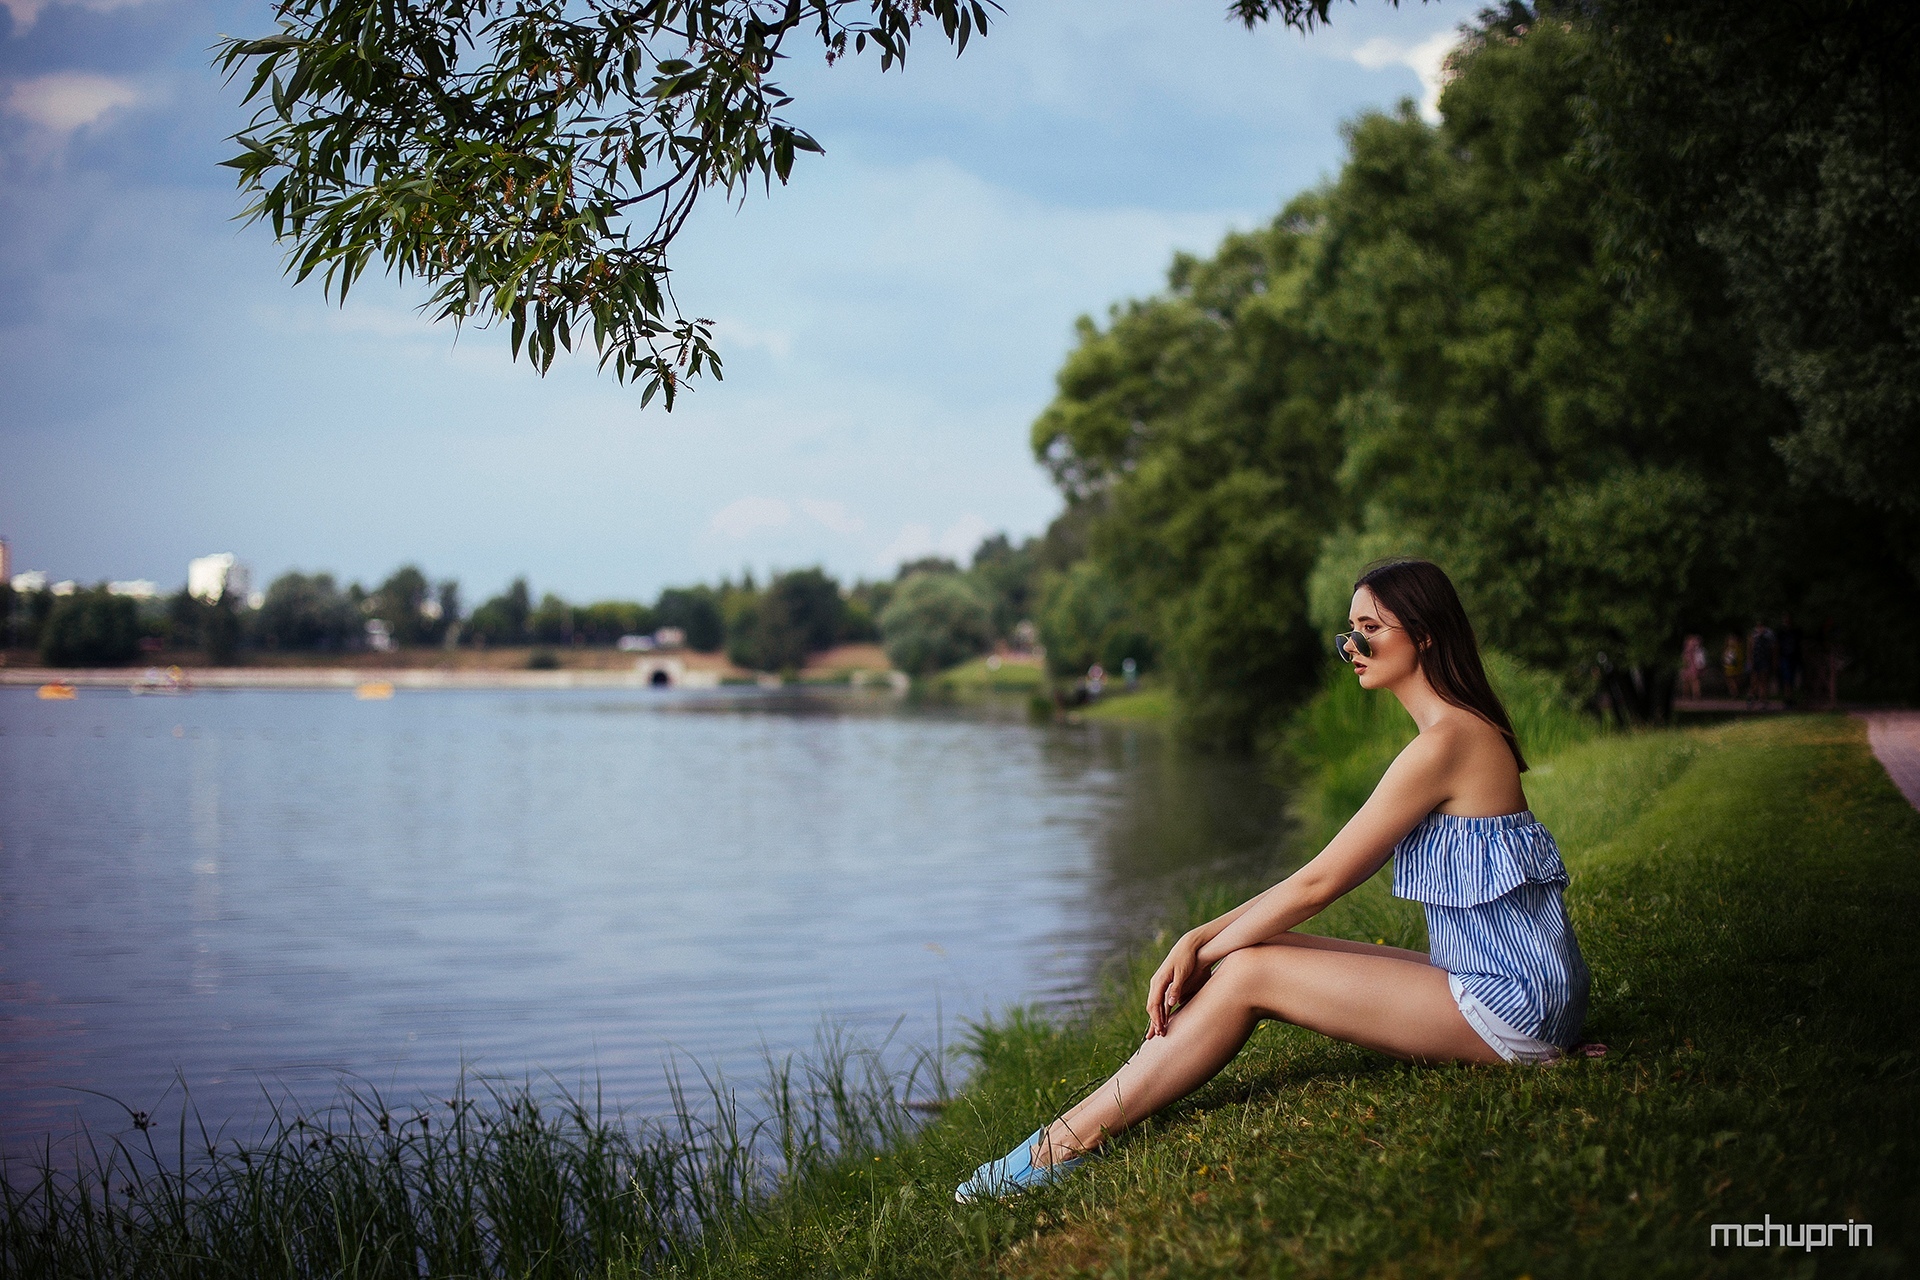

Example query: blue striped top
[1391,810,1589,1046]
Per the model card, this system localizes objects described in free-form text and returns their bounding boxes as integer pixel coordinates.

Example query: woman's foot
[954,1127,1087,1202]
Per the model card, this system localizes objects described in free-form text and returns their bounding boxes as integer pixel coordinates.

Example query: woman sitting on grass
[958,558,1591,1200]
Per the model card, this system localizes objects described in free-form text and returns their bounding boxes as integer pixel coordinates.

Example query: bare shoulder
[1425,707,1510,754]
[1425,707,1527,814]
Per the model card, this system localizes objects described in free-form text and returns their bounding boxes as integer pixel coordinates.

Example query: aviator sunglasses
[1333,626,1399,663]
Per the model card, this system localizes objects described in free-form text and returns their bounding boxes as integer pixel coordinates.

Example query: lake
[0,685,1295,1147]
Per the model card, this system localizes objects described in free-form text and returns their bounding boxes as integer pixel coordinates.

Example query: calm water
[0,686,1294,1145]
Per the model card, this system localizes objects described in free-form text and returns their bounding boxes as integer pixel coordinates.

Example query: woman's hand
[1145,931,1210,1038]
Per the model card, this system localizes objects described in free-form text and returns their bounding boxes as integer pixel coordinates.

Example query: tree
[1032,214,1344,743]
[1582,0,1920,567]
[966,533,1040,639]
[575,599,654,644]
[436,579,463,637]
[4,584,56,651]
[257,571,361,648]
[370,564,438,646]
[654,585,724,651]
[527,592,575,645]
[468,578,532,645]
[724,567,843,670]
[39,589,142,667]
[1034,560,1153,679]
[879,571,994,675]
[769,567,845,653]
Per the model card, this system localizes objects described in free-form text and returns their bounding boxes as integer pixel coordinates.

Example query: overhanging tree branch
[216,1,1398,407]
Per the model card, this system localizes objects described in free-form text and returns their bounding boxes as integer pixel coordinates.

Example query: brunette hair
[1354,558,1528,772]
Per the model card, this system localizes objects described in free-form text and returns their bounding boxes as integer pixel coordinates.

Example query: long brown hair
[1354,558,1528,772]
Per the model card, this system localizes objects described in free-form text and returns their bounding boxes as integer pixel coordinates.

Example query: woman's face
[1348,586,1419,690]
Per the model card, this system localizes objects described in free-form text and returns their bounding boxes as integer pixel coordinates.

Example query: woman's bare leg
[1033,934,1500,1165]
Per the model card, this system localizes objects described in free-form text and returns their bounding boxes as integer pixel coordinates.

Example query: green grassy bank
[668,713,1919,1278]
[8,710,1916,1277]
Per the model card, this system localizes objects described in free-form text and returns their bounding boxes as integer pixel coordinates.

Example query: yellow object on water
[37,682,78,700]
[355,681,395,701]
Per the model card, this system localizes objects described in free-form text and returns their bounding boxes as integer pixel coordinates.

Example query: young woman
[958,558,1591,1200]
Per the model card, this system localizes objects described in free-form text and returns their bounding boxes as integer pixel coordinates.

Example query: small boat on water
[355,681,395,701]
[37,682,77,700]
[130,666,190,696]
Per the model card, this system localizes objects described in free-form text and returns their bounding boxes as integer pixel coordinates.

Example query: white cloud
[709,496,792,539]
[0,0,47,29]
[1,0,156,35]
[799,498,865,535]
[4,71,139,135]
[1351,29,1462,124]
[877,513,992,570]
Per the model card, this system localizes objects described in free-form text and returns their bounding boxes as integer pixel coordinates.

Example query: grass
[1,1035,948,1280]
[9,687,1916,1276]
[925,655,1047,696]
[1078,683,1174,726]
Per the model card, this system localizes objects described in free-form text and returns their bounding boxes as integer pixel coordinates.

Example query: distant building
[617,634,655,652]
[50,580,77,596]
[108,580,160,600]
[0,538,9,585]
[365,618,395,652]
[10,569,46,594]
[187,553,251,604]
[653,627,686,650]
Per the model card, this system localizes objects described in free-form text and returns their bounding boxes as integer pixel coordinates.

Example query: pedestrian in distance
[957,558,1594,1200]
[1721,633,1744,699]
[1679,634,1706,700]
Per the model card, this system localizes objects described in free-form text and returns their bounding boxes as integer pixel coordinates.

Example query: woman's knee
[1207,946,1275,998]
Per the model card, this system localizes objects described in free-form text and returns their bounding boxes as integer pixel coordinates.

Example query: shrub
[38,590,140,667]
[880,574,995,676]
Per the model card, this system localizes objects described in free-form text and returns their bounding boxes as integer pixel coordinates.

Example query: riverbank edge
[658,712,1920,1278]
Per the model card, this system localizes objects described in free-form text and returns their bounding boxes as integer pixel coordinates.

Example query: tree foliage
[1033,7,1919,745]
[879,571,994,675]
[39,590,142,667]
[654,585,724,650]
[467,577,533,645]
[215,0,1001,406]
[1582,0,1920,554]
[725,566,844,670]
[258,571,362,648]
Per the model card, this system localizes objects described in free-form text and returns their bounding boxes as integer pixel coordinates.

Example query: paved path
[1862,711,1920,810]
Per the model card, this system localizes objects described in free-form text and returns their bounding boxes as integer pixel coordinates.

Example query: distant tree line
[3,539,1141,677]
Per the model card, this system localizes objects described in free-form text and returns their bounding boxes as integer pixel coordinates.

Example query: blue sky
[0,0,1463,604]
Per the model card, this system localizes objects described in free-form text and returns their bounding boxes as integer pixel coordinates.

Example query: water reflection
[0,687,1296,1147]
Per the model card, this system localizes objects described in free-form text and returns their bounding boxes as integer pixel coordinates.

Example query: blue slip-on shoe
[954,1127,1087,1202]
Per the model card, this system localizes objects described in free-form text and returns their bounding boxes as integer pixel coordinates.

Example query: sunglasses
[1333,626,1398,663]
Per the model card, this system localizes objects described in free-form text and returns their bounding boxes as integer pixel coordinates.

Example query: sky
[0,0,1465,604]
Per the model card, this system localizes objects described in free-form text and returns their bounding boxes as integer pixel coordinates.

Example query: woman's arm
[1144,731,1457,1036]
